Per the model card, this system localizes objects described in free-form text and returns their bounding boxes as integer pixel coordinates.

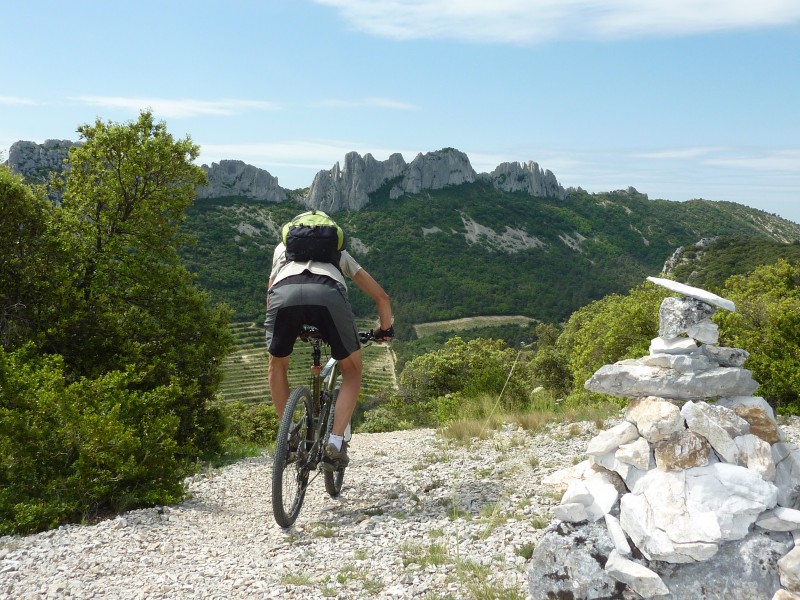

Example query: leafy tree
[0,167,56,349]
[0,112,233,533]
[717,259,800,412]
[44,111,233,454]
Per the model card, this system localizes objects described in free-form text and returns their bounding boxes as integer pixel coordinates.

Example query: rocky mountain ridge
[5,140,566,211]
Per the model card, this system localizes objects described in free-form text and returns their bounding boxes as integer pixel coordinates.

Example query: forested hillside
[180,182,800,333]
[668,236,800,291]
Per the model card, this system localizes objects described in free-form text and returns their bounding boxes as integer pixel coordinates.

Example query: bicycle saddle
[299,325,325,341]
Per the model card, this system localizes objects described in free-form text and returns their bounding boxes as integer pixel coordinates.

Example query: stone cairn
[529,276,800,600]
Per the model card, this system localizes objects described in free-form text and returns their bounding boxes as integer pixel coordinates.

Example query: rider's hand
[374,325,394,342]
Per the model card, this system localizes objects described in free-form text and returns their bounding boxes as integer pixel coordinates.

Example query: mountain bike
[271,326,376,528]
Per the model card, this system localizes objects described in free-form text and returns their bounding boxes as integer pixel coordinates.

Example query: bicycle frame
[272,328,374,527]
[307,336,342,462]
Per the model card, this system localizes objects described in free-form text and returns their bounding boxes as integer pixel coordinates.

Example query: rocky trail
[0,422,598,599]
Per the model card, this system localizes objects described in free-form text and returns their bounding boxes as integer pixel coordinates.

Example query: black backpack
[281,210,347,265]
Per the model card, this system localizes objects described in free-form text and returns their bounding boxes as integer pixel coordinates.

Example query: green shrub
[357,405,401,433]
[220,401,279,446]
[396,336,534,424]
[0,346,189,535]
[717,259,800,413]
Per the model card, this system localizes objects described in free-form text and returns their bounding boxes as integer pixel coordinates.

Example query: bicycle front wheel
[272,386,313,528]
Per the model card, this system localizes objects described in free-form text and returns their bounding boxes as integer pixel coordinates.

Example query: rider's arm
[351,268,393,336]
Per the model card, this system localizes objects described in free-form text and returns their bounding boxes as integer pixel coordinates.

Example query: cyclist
[265,213,393,470]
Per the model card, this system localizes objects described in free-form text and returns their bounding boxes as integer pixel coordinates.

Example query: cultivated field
[413,315,536,338]
[219,320,397,405]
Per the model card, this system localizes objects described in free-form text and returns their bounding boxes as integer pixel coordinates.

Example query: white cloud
[71,96,281,118]
[705,149,800,172]
[632,146,800,173]
[0,96,37,105]
[314,0,800,43]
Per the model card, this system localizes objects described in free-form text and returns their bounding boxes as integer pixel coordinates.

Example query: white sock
[328,434,344,451]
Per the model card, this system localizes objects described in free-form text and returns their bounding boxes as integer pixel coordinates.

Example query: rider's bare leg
[268,354,291,418]
[332,349,363,437]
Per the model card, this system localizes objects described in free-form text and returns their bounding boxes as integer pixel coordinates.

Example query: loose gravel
[0,421,602,599]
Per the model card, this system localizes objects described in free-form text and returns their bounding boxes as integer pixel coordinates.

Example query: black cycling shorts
[265,273,360,360]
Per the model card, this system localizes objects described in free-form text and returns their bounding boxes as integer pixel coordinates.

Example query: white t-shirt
[269,242,362,287]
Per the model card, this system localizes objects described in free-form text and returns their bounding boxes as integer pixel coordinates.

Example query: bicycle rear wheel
[324,467,345,498]
[324,389,346,498]
[272,386,313,528]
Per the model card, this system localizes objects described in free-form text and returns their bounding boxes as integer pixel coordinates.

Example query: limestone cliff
[6,140,567,211]
[483,160,566,200]
[197,160,288,202]
[305,148,566,211]
[306,151,407,212]
[6,140,76,183]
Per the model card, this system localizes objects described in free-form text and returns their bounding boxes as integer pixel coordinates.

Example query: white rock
[583,471,622,521]
[586,422,639,456]
[562,480,593,507]
[685,463,778,540]
[649,336,699,355]
[626,396,685,443]
[779,545,800,592]
[757,507,800,532]
[640,352,714,373]
[585,362,759,401]
[686,319,720,345]
[619,491,718,563]
[682,401,750,463]
[605,549,670,598]
[637,469,722,545]
[773,443,800,508]
[616,437,652,471]
[561,471,622,522]
[646,276,736,312]
[553,502,588,523]
[735,433,776,481]
[604,514,631,556]
[541,459,596,492]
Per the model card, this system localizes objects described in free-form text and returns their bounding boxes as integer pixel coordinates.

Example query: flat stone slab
[647,276,736,312]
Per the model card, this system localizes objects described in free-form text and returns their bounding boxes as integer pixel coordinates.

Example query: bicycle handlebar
[298,325,389,345]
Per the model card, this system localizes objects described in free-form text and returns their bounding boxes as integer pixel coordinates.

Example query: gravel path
[0,422,600,599]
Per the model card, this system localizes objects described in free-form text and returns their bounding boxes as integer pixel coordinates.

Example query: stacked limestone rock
[529,277,800,599]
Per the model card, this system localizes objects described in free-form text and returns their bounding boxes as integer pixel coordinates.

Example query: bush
[717,259,800,413]
[396,337,534,424]
[357,405,405,433]
[220,401,279,447]
[0,346,189,535]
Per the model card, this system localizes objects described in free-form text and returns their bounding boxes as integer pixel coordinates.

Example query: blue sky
[3,1,800,223]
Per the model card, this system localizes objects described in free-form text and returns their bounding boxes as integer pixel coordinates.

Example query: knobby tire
[272,386,313,528]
